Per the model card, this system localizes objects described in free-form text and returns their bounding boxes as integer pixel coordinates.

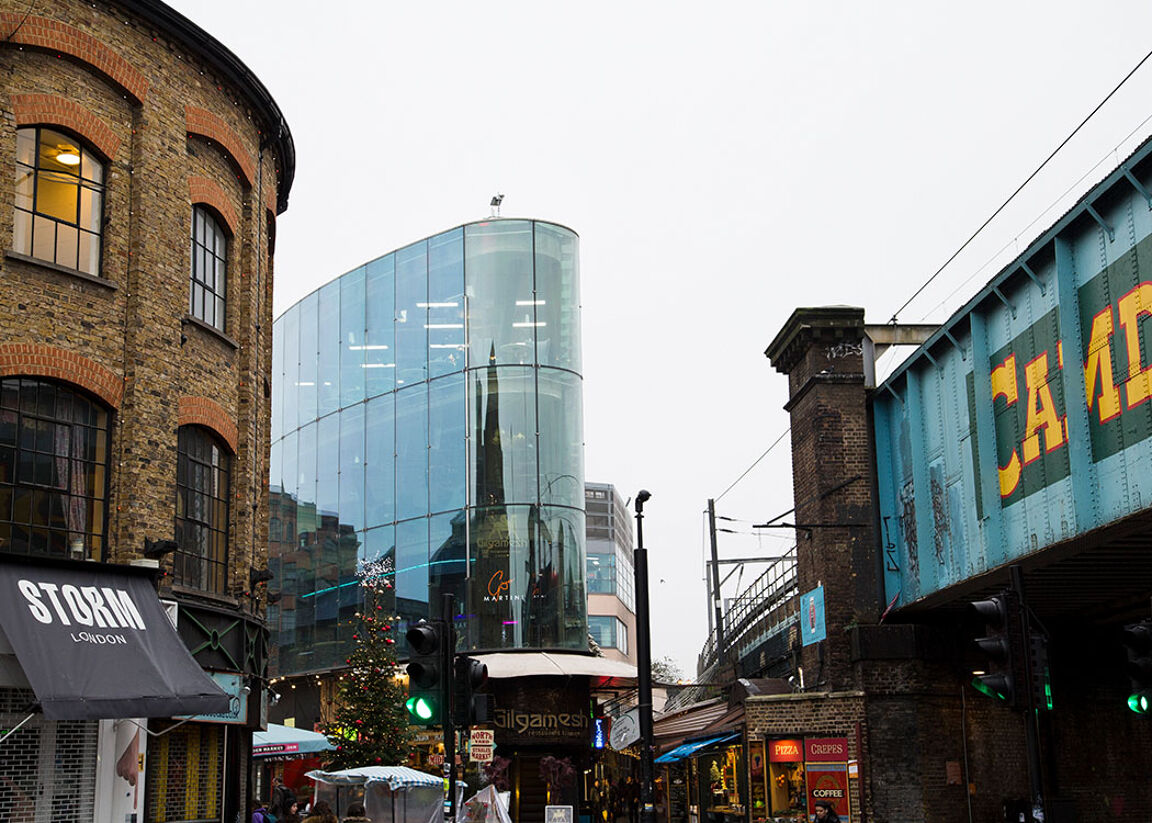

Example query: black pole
[443,593,457,823]
[634,490,655,823]
[707,499,725,663]
[1009,566,1044,823]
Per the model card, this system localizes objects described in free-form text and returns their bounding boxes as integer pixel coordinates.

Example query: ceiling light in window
[515,299,545,306]
[425,323,464,329]
[513,321,546,328]
[417,302,459,308]
[361,363,396,369]
[348,344,389,351]
[55,148,81,166]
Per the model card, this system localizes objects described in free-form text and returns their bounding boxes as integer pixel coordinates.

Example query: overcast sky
[168,0,1152,677]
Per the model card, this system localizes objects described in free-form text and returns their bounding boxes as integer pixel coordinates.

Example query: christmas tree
[321,557,412,770]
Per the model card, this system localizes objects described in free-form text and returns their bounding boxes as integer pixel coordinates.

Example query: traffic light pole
[443,593,457,823]
[1009,566,1044,823]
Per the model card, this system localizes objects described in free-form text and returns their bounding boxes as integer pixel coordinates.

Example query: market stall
[306,765,464,823]
[252,724,336,808]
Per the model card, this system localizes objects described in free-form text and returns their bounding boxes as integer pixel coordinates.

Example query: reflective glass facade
[269,220,585,675]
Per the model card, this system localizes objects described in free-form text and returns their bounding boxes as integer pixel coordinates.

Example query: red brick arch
[189,176,239,236]
[0,344,124,409]
[185,106,255,187]
[12,94,121,161]
[178,396,238,453]
[0,14,149,103]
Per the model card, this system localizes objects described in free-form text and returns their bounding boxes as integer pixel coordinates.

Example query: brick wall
[0,0,284,599]
[0,2,289,818]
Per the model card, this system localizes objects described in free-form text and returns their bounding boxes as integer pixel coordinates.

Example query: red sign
[806,762,850,819]
[805,737,848,762]
[768,739,803,762]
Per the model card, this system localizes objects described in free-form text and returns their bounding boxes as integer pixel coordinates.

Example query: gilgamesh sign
[492,681,588,745]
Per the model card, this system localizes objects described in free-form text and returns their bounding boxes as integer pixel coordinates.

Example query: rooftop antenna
[490,193,504,218]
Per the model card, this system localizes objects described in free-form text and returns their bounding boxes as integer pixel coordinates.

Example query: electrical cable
[714,426,790,503]
[889,43,1152,324]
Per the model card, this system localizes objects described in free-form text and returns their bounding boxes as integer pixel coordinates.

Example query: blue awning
[253,723,335,757]
[654,731,741,763]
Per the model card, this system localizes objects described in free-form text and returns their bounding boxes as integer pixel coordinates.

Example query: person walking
[341,801,372,823]
[302,800,337,823]
[625,775,639,823]
[813,800,841,823]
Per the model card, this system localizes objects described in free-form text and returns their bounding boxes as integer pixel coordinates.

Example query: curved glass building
[269,219,586,676]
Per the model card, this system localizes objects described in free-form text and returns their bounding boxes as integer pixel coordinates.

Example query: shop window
[175,425,231,593]
[0,377,110,560]
[698,743,747,823]
[13,126,105,275]
[588,615,617,649]
[190,205,228,331]
[586,551,616,594]
[765,739,806,822]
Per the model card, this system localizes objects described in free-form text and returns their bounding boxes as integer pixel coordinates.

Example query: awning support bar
[0,710,37,745]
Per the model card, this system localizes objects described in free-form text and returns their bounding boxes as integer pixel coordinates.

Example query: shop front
[654,732,744,823]
[0,557,231,821]
[747,737,850,823]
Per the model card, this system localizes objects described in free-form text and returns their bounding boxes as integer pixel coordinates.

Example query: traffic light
[453,655,490,726]
[969,592,1020,707]
[405,620,446,725]
[1121,619,1152,714]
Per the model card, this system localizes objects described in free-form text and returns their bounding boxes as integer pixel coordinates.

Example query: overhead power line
[715,426,790,503]
[890,44,1152,324]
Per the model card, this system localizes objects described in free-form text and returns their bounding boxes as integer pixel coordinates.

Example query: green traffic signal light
[1127,691,1150,714]
[406,695,436,722]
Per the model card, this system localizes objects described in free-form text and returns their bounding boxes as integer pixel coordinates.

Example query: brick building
[0,1,293,821]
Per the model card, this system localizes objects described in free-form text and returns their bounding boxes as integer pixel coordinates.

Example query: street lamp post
[634,490,656,823]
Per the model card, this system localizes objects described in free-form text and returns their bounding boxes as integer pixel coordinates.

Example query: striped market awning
[306,765,446,791]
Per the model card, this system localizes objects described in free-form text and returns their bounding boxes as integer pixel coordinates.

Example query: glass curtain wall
[269,220,585,675]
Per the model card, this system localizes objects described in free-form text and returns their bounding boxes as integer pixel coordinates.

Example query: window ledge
[182,314,239,350]
[5,250,118,290]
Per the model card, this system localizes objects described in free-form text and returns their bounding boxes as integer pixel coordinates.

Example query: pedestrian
[591,779,608,823]
[625,775,639,823]
[275,787,301,823]
[302,799,337,823]
[252,797,282,823]
[813,800,841,823]
[342,801,372,823]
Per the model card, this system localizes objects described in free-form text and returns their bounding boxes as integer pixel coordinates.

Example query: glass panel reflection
[429,374,465,515]
[297,292,318,428]
[534,223,581,371]
[537,369,584,509]
[317,281,340,417]
[395,242,427,388]
[468,366,537,507]
[364,394,395,528]
[340,266,367,408]
[428,228,465,379]
[271,220,587,673]
[365,255,395,398]
[395,385,428,521]
[465,221,535,367]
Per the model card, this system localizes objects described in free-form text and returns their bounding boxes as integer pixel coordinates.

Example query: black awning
[0,558,230,720]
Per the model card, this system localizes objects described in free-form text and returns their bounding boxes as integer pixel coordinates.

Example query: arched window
[190,206,228,331]
[175,425,231,593]
[0,377,110,559]
[13,127,105,276]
